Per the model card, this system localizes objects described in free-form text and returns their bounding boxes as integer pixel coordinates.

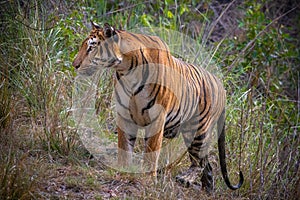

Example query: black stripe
[199,79,208,116]
[140,48,149,65]
[196,119,208,132]
[189,112,206,126]
[133,49,149,96]
[147,36,161,46]
[149,83,160,97]
[104,42,111,57]
[141,98,155,114]
[141,84,161,114]
[116,112,132,124]
[189,66,201,90]
[161,41,172,64]
[116,71,121,80]
[165,119,181,132]
[128,32,144,43]
[166,102,177,121]
[116,78,131,97]
[128,55,137,71]
[206,74,215,104]
[134,85,144,96]
[114,90,129,110]
[194,133,206,141]
[99,45,103,55]
[165,108,181,127]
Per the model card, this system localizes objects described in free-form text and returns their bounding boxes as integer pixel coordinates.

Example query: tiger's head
[72,22,123,75]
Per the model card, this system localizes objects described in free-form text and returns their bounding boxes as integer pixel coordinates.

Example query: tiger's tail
[217,109,244,190]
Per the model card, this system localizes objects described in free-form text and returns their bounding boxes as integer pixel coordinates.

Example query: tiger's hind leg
[200,157,214,193]
[176,127,214,192]
[176,152,214,191]
[175,162,204,188]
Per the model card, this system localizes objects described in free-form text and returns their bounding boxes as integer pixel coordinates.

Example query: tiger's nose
[74,64,80,69]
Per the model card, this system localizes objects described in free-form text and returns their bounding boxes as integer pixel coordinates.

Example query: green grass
[0,0,299,199]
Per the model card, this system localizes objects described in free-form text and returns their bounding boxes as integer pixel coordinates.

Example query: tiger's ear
[103,23,116,38]
[91,20,101,30]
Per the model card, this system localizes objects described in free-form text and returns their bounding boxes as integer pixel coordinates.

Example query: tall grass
[7,2,78,156]
[0,2,80,198]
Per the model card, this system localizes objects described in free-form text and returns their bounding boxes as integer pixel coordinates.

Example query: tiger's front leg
[144,129,164,176]
[117,126,137,169]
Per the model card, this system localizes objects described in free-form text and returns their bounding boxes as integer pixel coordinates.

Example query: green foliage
[217,1,299,198]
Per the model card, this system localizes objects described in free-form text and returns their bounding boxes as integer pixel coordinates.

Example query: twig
[205,0,237,42]
[14,17,56,31]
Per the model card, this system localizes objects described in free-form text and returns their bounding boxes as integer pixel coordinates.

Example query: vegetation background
[0,0,299,199]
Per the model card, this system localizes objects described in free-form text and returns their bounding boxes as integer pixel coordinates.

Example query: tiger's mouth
[75,62,102,76]
[75,58,122,76]
[76,66,99,76]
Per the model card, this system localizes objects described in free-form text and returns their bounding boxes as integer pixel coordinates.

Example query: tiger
[72,21,243,191]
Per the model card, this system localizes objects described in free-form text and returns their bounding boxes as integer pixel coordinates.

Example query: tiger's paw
[201,166,214,193]
[175,167,203,187]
